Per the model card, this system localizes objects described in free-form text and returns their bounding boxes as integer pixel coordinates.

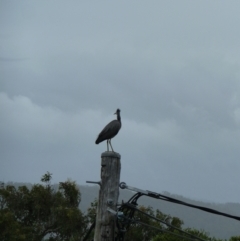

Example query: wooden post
[94,151,121,241]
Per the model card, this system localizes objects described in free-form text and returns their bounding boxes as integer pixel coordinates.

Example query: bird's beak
[114,111,116,115]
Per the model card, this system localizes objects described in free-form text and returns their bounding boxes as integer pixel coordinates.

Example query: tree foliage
[229,237,240,241]
[83,202,225,241]
[0,172,86,241]
[123,205,183,241]
[1,174,239,241]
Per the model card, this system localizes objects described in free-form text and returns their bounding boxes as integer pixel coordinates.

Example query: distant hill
[4,182,240,239]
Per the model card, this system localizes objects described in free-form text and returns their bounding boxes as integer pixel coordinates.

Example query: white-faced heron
[95,109,121,152]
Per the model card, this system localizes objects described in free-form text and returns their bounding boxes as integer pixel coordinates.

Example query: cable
[133,220,206,241]
[121,203,207,241]
[82,221,95,241]
[120,183,240,221]
[155,193,240,221]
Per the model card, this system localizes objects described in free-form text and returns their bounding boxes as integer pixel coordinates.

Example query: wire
[82,221,95,241]
[120,183,240,221]
[133,220,206,241]
[121,203,207,241]
[154,193,240,221]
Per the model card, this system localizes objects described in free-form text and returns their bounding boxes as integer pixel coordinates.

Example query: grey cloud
[1,1,240,204]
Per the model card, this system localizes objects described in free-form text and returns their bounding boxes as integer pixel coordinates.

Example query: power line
[156,193,240,221]
[120,182,240,221]
[123,203,207,241]
[108,207,208,241]
[83,182,240,241]
[134,220,206,241]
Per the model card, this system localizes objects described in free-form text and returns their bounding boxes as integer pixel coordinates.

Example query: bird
[95,109,121,152]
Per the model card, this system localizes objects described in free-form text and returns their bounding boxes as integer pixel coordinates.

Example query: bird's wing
[98,120,121,140]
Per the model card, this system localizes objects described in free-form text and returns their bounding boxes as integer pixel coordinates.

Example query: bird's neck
[117,113,121,122]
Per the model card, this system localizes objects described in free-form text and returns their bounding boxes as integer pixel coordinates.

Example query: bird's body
[95,109,121,152]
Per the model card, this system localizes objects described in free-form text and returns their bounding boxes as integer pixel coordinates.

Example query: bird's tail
[95,138,100,144]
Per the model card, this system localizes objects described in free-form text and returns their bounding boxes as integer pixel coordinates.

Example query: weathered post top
[94,151,121,241]
[101,151,121,159]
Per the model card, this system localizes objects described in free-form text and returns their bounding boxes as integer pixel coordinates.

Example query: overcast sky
[1,1,240,203]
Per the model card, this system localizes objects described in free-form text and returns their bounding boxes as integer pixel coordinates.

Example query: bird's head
[114,109,121,115]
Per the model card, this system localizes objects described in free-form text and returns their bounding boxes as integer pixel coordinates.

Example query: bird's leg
[107,140,109,152]
[109,139,114,152]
